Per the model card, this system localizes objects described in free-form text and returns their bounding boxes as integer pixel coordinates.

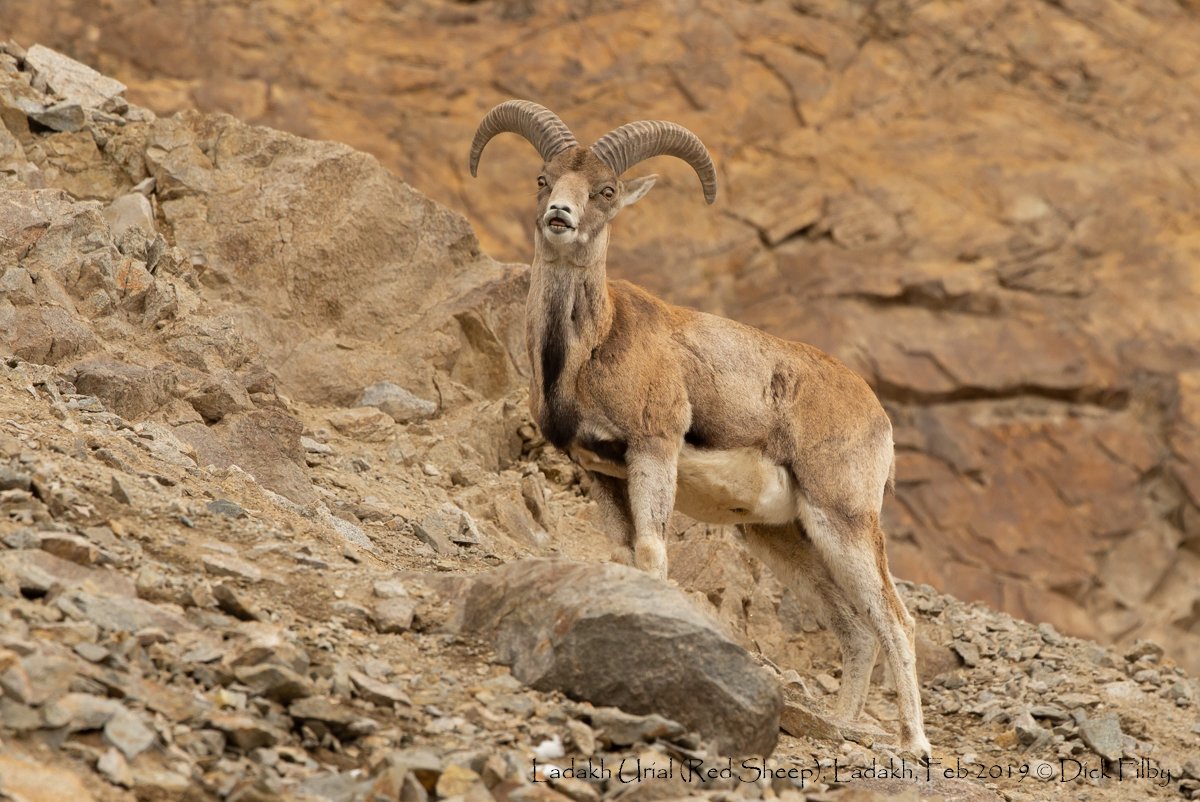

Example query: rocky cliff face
[1,40,1199,802]
[4,0,1198,670]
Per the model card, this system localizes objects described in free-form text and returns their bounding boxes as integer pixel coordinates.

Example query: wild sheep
[469,100,930,759]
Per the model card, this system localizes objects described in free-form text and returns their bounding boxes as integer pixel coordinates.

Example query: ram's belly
[674,445,796,525]
[567,440,796,525]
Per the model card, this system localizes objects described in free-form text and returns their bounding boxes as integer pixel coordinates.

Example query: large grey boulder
[454,559,782,756]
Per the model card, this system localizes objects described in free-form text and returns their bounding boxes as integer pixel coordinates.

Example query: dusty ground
[2,346,1199,801]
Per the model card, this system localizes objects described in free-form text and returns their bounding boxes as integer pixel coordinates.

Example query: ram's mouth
[546,216,574,232]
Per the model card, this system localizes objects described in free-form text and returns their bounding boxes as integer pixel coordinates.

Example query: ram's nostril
[549,203,572,214]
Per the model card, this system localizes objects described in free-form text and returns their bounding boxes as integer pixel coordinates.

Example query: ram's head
[469,100,717,255]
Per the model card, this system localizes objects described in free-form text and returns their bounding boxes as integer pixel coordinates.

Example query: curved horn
[590,120,718,204]
[469,100,578,177]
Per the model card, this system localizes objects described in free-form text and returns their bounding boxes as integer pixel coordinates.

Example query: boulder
[115,110,529,408]
[0,549,136,598]
[371,597,417,634]
[1077,713,1126,762]
[102,192,155,238]
[27,101,85,133]
[455,559,782,756]
[234,664,313,703]
[0,752,97,802]
[328,406,395,442]
[779,701,847,744]
[42,693,123,732]
[103,708,157,761]
[206,712,286,751]
[55,590,193,634]
[358,381,437,423]
[176,409,313,504]
[68,359,176,420]
[416,503,481,551]
[24,44,126,109]
[288,696,377,740]
[574,706,686,748]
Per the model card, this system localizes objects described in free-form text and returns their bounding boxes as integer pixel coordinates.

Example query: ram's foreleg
[625,438,679,581]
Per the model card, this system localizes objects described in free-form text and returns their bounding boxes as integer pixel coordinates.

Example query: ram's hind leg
[798,505,930,760]
[740,522,877,722]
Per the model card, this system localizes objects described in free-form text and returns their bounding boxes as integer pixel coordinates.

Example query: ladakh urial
[468,100,930,760]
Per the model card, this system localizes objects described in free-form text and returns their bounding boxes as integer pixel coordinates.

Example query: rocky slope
[1,40,1199,802]
[3,0,1199,672]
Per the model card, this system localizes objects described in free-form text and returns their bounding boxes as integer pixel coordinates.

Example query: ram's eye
[537,176,547,188]
[602,186,616,200]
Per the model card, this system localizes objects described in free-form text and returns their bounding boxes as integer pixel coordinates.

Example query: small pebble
[74,642,109,663]
[207,498,246,518]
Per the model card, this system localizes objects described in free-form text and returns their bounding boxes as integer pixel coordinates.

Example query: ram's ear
[620,175,657,209]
